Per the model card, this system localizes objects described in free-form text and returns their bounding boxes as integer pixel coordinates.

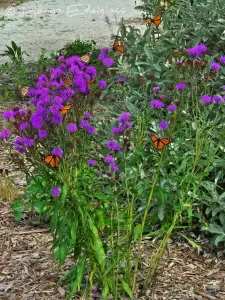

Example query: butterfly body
[113,39,125,55]
[146,13,163,27]
[44,155,60,168]
[149,135,172,150]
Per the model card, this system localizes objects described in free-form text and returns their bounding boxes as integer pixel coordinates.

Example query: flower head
[150,100,164,109]
[219,56,225,64]
[106,140,121,152]
[84,112,92,119]
[118,112,131,123]
[52,148,63,157]
[175,82,186,90]
[0,129,11,139]
[211,62,221,71]
[158,120,168,130]
[38,130,48,139]
[152,86,160,92]
[51,186,61,198]
[98,80,107,89]
[201,94,212,104]
[167,104,177,112]
[104,155,115,164]
[212,95,223,103]
[118,77,126,83]
[19,122,29,131]
[87,159,97,167]
[103,57,115,68]
[110,163,119,172]
[2,110,14,120]
[66,123,78,133]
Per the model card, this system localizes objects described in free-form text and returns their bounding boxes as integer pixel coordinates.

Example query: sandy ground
[0,0,143,64]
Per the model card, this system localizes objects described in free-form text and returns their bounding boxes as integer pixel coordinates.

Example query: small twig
[194,290,217,300]
[9,228,50,235]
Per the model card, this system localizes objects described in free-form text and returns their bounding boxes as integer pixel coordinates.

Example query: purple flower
[52,113,63,125]
[175,82,186,90]
[0,129,11,139]
[187,44,207,58]
[98,80,107,89]
[219,56,225,64]
[57,56,64,63]
[19,109,26,116]
[111,127,122,135]
[19,122,29,131]
[111,163,119,172]
[86,126,96,135]
[150,100,164,109]
[176,61,182,66]
[120,121,132,131]
[79,120,90,128]
[14,144,25,154]
[87,159,97,166]
[52,148,63,157]
[222,85,225,91]
[84,112,92,119]
[93,286,98,294]
[85,66,97,78]
[211,62,221,71]
[30,113,43,129]
[2,110,14,120]
[201,94,212,104]
[51,186,61,198]
[197,43,207,54]
[106,140,121,152]
[158,120,168,130]
[103,57,115,68]
[152,86,160,92]
[212,95,223,103]
[104,155,115,164]
[96,170,101,175]
[117,112,131,123]
[167,104,177,112]
[98,47,110,61]
[38,130,48,139]
[66,123,78,133]
[118,77,126,83]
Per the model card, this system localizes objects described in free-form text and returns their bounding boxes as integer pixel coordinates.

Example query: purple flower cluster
[66,123,78,133]
[158,120,168,130]
[150,100,164,109]
[52,148,64,157]
[104,155,119,172]
[201,94,212,104]
[0,129,11,140]
[87,159,97,167]
[167,104,177,112]
[51,186,61,198]
[152,86,160,92]
[187,43,207,58]
[118,77,126,83]
[211,62,221,71]
[106,140,121,152]
[79,120,96,135]
[111,112,132,135]
[175,82,186,90]
[98,47,115,67]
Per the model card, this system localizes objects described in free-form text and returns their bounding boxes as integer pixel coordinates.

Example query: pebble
[193,295,202,300]
[206,285,220,293]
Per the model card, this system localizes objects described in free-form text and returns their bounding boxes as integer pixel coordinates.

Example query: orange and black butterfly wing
[149,135,172,150]
[146,13,163,27]
[60,104,72,115]
[113,39,125,55]
[63,77,72,88]
[45,155,59,168]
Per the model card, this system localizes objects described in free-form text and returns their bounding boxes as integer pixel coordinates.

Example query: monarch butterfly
[80,52,93,64]
[146,12,163,27]
[149,135,172,150]
[60,104,72,115]
[44,155,60,168]
[113,39,125,55]
[18,85,30,97]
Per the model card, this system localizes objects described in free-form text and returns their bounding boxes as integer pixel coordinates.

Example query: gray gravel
[0,0,142,63]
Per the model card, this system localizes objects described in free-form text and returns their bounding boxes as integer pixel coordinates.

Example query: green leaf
[134,224,142,242]
[215,235,225,246]
[88,217,106,270]
[158,205,165,221]
[120,279,133,299]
